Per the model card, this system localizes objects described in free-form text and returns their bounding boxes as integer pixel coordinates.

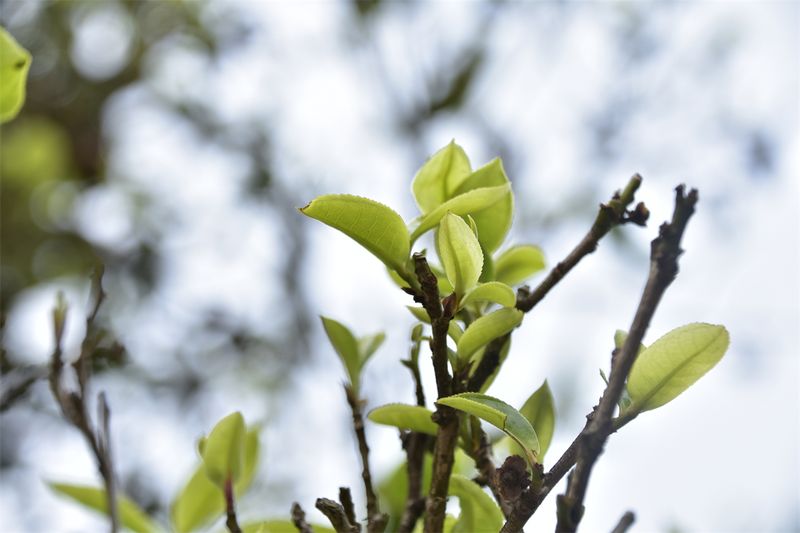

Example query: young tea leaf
[201,412,246,488]
[457,308,523,362]
[412,140,472,213]
[242,521,335,533]
[300,194,410,273]
[438,213,483,295]
[321,316,361,391]
[515,380,555,460]
[450,159,514,253]
[368,403,438,436]
[409,184,510,243]
[48,483,160,533]
[358,332,385,369]
[614,329,646,354]
[172,427,259,532]
[627,323,730,413]
[437,392,540,465]
[494,245,546,286]
[460,281,516,309]
[0,27,31,123]
[448,475,504,533]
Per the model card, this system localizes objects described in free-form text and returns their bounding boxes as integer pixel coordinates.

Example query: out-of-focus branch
[610,511,636,533]
[291,502,313,533]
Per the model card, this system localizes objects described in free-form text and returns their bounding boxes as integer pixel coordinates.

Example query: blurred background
[0,1,797,531]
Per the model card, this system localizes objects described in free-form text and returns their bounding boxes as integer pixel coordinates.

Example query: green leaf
[448,475,504,533]
[242,521,335,533]
[358,332,385,368]
[368,403,438,436]
[494,245,546,286]
[405,307,462,343]
[412,140,472,213]
[48,483,160,533]
[627,323,730,413]
[380,454,434,529]
[511,380,555,460]
[320,316,361,391]
[450,159,514,253]
[172,427,259,532]
[0,27,31,124]
[614,329,646,354]
[409,184,511,244]
[438,213,483,295]
[437,392,540,465]
[202,412,246,487]
[457,308,523,362]
[300,194,410,273]
[460,282,516,309]
[476,338,511,393]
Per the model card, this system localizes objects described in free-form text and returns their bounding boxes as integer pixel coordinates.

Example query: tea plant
[44,140,728,533]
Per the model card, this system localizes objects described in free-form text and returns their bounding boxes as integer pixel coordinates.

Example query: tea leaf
[438,213,483,295]
[368,403,438,436]
[494,245,546,286]
[412,140,472,213]
[0,27,31,123]
[48,483,160,533]
[461,282,516,309]
[457,308,523,362]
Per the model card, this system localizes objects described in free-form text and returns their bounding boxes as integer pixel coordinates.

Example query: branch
[316,498,360,533]
[344,386,387,533]
[555,185,697,532]
[472,429,513,517]
[498,185,697,533]
[468,175,647,392]
[397,431,429,533]
[409,253,461,533]
[610,511,636,533]
[291,502,313,533]
[48,274,120,533]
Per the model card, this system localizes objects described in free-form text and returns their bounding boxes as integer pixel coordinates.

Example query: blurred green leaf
[0,27,31,123]
[48,483,160,533]
[438,213,483,295]
[450,159,513,253]
[627,323,729,413]
[242,521,334,533]
[448,475,504,533]
[457,308,522,363]
[300,194,410,274]
[494,245,546,286]
[202,412,245,487]
[412,140,472,213]
[461,281,516,309]
[368,403,438,436]
[358,332,386,367]
[172,426,259,533]
[409,184,510,243]
[437,392,539,466]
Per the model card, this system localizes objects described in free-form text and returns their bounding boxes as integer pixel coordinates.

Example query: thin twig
[468,175,646,392]
[291,502,313,533]
[316,498,360,533]
[339,487,358,528]
[224,477,242,533]
[610,511,636,533]
[344,386,387,533]
[555,185,697,533]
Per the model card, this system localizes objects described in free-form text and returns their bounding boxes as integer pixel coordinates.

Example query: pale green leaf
[494,245,546,286]
[202,412,246,487]
[300,194,410,273]
[438,213,483,295]
[358,332,385,369]
[242,521,335,533]
[0,27,31,123]
[461,282,516,309]
[627,323,730,412]
[412,140,472,213]
[437,392,540,465]
[409,184,510,244]
[450,159,514,253]
[48,483,160,533]
[505,380,555,460]
[368,403,438,436]
[448,475,504,533]
[320,316,361,392]
[448,321,464,343]
[457,308,523,362]
[172,427,259,532]
[614,329,646,354]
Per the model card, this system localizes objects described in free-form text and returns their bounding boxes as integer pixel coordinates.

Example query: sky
[1,1,798,532]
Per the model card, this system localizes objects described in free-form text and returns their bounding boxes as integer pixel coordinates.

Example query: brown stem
[469,175,646,392]
[224,477,242,533]
[397,431,428,533]
[316,498,360,533]
[291,502,313,533]
[472,430,513,517]
[345,386,387,533]
[423,408,460,532]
